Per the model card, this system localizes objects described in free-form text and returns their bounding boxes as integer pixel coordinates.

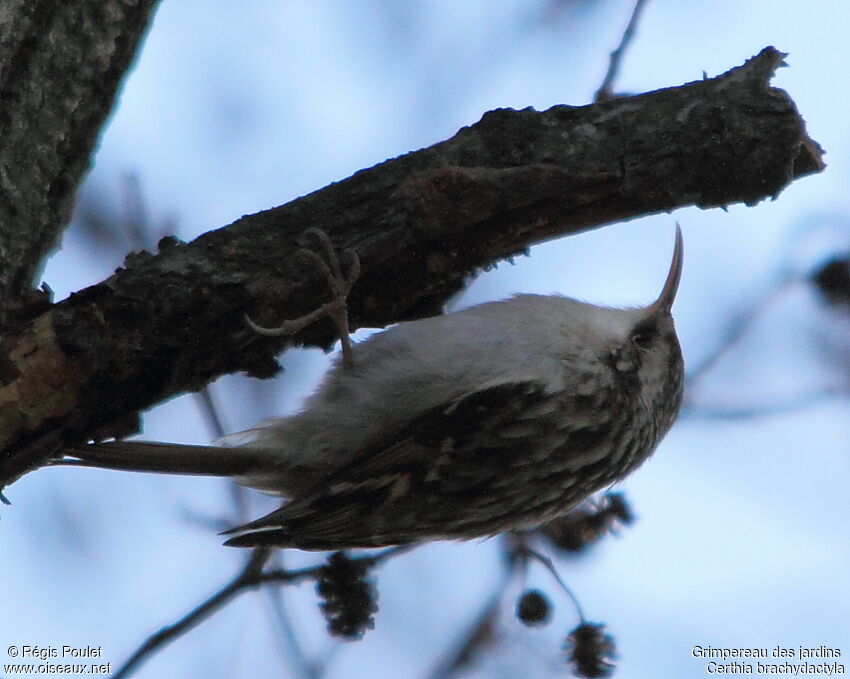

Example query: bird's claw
[245,228,360,368]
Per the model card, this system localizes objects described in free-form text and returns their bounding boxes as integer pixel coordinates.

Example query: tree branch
[113,546,404,679]
[0,0,160,314]
[0,46,824,491]
[114,548,272,679]
[595,0,652,102]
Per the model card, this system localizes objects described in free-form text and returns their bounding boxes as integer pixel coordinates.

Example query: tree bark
[0,46,824,492]
[0,0,160,314]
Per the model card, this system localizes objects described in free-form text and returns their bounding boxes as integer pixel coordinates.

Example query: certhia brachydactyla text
[64,227,684,551]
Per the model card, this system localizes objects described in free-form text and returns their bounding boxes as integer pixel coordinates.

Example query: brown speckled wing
[222,379,621,550]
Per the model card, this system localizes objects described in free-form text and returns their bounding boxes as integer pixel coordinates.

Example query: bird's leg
[245,228,361,368]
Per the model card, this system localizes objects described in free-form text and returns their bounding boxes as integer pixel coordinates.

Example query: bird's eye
[630,318,658,351]
[631,333,653,350]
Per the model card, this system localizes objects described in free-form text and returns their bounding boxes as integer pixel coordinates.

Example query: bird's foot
[245,228,361,368]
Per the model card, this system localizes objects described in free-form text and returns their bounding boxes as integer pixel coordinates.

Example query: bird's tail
[57,440,273,478]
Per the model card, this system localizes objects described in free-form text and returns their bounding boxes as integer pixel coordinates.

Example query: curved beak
[649,224,683,314]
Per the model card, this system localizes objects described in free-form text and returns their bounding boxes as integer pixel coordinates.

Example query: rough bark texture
[0,46,824,491]
[0,0,160,314]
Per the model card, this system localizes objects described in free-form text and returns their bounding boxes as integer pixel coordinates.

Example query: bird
[62,227,685,551]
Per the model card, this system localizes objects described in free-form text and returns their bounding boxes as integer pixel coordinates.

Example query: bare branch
[595,0,652,102]
[114,546,406,679]
[0,0,160,315]
[685,277,794,386]
[114,548,272,679]
[427,566,513,679]
[264,581,327,679]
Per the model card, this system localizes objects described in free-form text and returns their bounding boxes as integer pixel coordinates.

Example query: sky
[4,1,850,678]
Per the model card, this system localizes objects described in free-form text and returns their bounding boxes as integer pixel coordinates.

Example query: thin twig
[120,173,153,251]
[680,268,849,419]
[114,546,406,679]
[196,331,315,676]
[594,0,651,102]
[194,388,227,440]
[113,548,272,679]
[524,549,585,622]
[507,534,587,623]
[192,385,252,521]
[426,557,517,679]
[685,276,793,387]
[264,551,326,679]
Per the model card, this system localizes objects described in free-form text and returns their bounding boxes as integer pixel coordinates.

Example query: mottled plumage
[67,228,685,551]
